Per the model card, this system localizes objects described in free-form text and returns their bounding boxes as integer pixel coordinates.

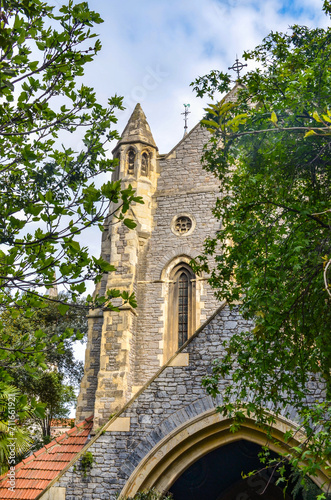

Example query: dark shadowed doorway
[168,440,302,500]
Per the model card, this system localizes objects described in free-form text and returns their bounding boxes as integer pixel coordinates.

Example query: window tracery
[178,273,189,347]
[171,214,196,237]
[174,216,192,235]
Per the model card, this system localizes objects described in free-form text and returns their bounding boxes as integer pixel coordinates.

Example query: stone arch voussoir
[120,406,329,498]
[156,247,200,280]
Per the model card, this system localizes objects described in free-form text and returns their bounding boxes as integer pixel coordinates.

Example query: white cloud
[85,0,327,151]
[70,0,329,291]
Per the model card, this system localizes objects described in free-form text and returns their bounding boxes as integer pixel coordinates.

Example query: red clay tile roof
[0,415,93,500]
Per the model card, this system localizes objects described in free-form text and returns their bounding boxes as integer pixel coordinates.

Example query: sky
[69,0,329,286]
[83,0,328,153]
[66,0,329,391]
[65,0,329,263]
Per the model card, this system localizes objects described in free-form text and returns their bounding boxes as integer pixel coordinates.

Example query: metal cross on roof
[181,104,191,137]
[228,56,247,79]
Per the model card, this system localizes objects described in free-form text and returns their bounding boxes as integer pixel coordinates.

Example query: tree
[191,2,331,495]
[0,293,87,470]
[0,0,140,380]
[31,371,76,438]
[1,292,87,386]
[1,292,87,443]
[0,382,44,475]
[0,0,141,470]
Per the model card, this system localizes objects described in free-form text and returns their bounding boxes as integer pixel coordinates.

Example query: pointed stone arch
[159,253,196,281]
[141,150,150,176]
[161,256,197,362]
[120,408,328,498]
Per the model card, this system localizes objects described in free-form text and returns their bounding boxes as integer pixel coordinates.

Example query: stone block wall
[56,304,254,499]
[134,124,222,384]
[77,122,223,424]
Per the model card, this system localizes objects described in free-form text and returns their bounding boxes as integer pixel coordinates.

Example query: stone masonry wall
[56,310,325,500]
[75,311,103,420]
[77,122,224,423]
[56,304,255,499]
[134,125,222,385]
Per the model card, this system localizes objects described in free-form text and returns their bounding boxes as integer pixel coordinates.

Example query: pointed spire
[114,103,157,151]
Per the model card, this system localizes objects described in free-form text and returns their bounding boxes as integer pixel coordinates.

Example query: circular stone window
[171,214,196,236]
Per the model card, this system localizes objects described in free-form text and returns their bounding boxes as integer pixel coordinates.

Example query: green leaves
[0,0,140,322]
[304,130,318,138]
[92,257,116,273]
[201,118,220,130]
[194,10,331,490]
[0,0,142,466]
[123,218,137,229]
[57,303,70,316]
[190,70,231,99]
[313,111,322,123]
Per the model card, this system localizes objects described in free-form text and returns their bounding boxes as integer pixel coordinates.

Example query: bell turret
[112,104,158,183]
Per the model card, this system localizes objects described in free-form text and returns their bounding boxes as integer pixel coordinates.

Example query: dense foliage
[0,292,87,470]
[0,0,140,470]
[191,2,331,495]
[0,0,140,381]
[0,382,44,475]
[1,292,87,384]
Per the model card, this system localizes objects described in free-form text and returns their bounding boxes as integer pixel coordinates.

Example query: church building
[75,101,222,429]
[0,102,328,500]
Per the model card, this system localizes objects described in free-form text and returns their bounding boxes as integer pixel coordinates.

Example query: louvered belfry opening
[178,272,189,347]
[127,148,135,175]
[141,151,149,176]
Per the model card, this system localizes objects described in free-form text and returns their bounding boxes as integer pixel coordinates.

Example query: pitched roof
[0,416,93,500]
[113,103,157,151]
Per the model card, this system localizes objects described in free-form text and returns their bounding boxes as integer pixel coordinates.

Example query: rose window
[174,216,192,235]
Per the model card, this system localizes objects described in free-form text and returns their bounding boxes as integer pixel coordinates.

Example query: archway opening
[120,411,327,499]
[168,440,303,500]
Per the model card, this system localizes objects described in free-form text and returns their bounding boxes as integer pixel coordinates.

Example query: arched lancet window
[178,272,189,347]
[166,263,196,356]
[127,148,135,175]
[141,152,149,176]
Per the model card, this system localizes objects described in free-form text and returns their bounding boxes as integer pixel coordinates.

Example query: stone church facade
[45,105,327,500]
[1,104,328,500]
[76,103,222,430]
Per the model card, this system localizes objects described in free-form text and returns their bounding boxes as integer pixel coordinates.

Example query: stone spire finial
[113,103,157,151]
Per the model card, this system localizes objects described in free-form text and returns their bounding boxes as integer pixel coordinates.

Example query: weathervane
[228,55,247,80]
[182,104,191,137]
